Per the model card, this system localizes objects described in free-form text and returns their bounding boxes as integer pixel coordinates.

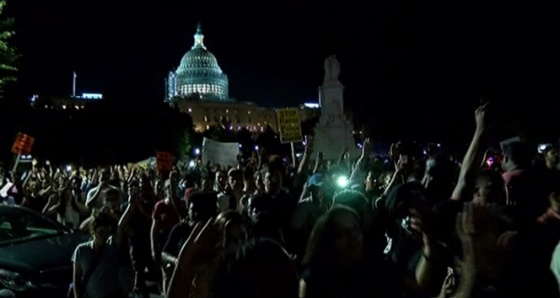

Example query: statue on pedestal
[314,55,358,160]
[323,55,341,85]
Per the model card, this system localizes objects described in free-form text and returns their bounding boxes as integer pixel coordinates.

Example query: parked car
[0,205,89,297]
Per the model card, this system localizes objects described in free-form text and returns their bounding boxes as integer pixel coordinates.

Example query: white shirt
[72,237,122,298]
[58,205,81,229]
[551,241,560,292]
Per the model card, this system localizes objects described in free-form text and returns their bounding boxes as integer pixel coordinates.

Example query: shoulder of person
[73,240,94,260]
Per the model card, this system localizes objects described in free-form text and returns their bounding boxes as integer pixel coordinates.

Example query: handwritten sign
[276,108,303,143]
[11,132,35,155]
[202,138,239,167]
[155,151,174,172]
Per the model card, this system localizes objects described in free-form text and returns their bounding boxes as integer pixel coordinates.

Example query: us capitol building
[165,24,319,133]
[33,24,320,133]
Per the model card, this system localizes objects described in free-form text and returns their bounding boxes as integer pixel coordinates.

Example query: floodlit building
[165,24,229,101]
[165,24,318,133]
[30,93,103,110]
[30,24,321,133]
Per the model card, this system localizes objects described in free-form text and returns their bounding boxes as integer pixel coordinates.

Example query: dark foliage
[1,99,194,166]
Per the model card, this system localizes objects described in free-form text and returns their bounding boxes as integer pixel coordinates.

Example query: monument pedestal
[313,121,359,160]
[312,56,360,160]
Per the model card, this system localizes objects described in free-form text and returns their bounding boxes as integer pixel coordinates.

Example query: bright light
[337,176,349,187]
[194,148,200,155]
[66,165,72,172]
[80,93,103,99]
[188,160,196,168]
[304,102,319,108]
[486,157,494,167]
[254,145,259,151]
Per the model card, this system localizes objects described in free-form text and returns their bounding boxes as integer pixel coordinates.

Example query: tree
[163,105,195,161]
[301,116,319,136]
[256,125,283,155]
[0,0,17,96]
[204,119,236,143]
[237,128,255,156]
[17,98,197,165]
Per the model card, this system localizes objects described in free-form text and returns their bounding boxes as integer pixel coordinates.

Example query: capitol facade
[166,24,230,101]
[163,24,320,133]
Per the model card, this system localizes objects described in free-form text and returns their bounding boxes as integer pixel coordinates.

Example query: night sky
[6,1,560,141]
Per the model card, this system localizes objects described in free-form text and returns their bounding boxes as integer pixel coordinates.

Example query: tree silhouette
[236,127,255,156]
[0,0,17,96]
[256,125,282,155]
[15,99,195,165]
[204,119,236,143]
[301,116,319,136]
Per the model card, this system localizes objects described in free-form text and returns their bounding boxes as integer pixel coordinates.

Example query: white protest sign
[202,138,239,167]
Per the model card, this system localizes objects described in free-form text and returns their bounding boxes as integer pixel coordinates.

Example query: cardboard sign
[201,138,239,167]
[155,151,174,172]
[11,132,35,155]
[276,108,303,143]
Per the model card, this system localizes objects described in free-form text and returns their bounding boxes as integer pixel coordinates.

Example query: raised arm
[451,103,491,201]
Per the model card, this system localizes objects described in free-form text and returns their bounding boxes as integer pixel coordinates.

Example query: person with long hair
[43,187,88,229]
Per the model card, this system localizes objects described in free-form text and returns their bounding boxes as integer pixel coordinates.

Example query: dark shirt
[162,222,192,257]
[302,262,397,298]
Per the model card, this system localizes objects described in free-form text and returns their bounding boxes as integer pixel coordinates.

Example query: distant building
[166,24,318,133]
[177,101,320,133]
[165,24,229,102]
[299,103,321,121]
[30,93,103,110]
[30,25,322,133]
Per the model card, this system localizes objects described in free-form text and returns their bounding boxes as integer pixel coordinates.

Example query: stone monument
[312,56,360,160]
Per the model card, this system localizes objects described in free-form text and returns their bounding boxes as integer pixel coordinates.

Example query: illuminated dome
[166,24,230,101]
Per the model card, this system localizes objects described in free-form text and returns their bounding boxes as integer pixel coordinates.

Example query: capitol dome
[166,24,230,101]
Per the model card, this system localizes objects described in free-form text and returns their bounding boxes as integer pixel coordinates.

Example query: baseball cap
[307,173,324,188]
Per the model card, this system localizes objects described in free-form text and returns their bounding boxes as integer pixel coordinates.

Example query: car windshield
[0,206,68,246]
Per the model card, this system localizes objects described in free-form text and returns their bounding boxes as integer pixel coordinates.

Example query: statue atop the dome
[192,23,206,49]
[323,55,341,84]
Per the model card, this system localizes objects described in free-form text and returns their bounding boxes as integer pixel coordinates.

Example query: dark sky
[6,1,560,141]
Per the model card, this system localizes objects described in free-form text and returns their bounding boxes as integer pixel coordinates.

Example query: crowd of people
[2,102,560,298]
